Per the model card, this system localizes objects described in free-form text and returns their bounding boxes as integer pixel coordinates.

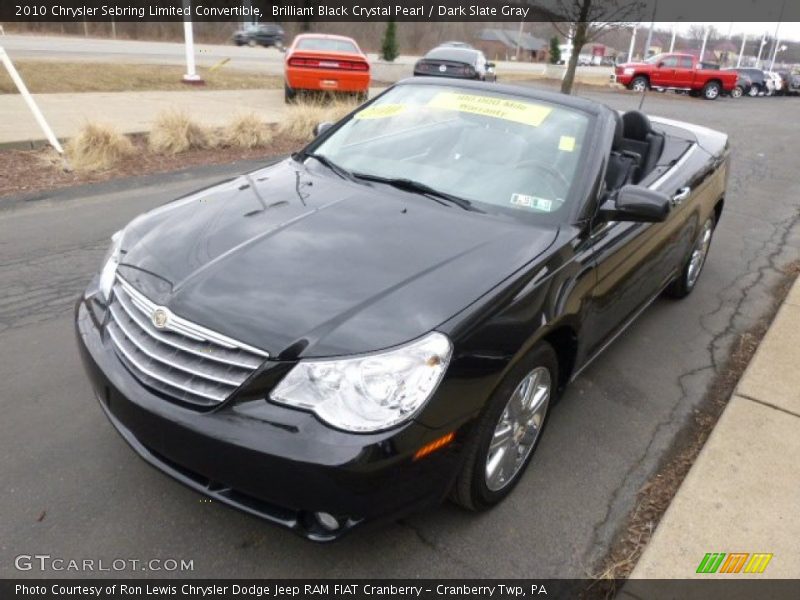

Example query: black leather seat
[605,112,638,191]
[620,111,664,181]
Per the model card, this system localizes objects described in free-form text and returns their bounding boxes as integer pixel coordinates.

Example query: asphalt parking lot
[1,88,799,579]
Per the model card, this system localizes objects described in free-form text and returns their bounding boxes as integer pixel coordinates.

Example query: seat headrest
[622,110,653,141]
[612,111,624,150]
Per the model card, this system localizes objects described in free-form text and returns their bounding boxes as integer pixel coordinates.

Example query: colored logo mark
[696,552,773,574]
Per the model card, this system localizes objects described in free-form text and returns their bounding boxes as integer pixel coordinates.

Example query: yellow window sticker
[427,92,552,127]
[353,103,406,119]
[558,136,576,152]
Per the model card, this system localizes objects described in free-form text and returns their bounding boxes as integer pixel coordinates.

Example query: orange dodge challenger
[284,34,371,103]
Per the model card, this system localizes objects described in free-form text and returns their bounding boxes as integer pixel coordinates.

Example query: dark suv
[233,23,285,48]
[732,68,767,97]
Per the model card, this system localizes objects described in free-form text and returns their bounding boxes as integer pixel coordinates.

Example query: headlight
[271,332,453,433]
[623,67,635,75]
[98,231,123,301]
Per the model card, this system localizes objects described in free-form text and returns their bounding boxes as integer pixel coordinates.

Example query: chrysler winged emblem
[152,307,169,329]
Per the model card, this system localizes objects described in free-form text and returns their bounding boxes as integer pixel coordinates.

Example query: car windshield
[644,53,666,64]
[296,38,359,53]
[426,48,478,62]
[310,84,591,223]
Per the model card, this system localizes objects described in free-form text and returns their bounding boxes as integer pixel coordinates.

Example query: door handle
[672,187,691,206]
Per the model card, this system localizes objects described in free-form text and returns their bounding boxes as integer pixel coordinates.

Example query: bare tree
[551,0,644,94]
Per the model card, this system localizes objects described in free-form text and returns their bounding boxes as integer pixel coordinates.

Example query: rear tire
[748,84,760,97]
[666,215,715,299]
[450,342,558,511]
[284,83,297,104]
[731,85,743,99]
[702,81,721,100]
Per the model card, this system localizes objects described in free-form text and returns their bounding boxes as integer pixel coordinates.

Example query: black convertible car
[76,79,729,541]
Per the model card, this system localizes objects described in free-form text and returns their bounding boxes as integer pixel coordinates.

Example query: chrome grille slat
[108,326,229,403]
[107,276,268,407]
[117,277,267,355]
[113,282,263,370]
[109,307,244,387]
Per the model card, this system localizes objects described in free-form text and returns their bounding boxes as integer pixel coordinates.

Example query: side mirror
[600,185,671,223]
[486,62,496,70]
[657,61,665,68]
[313,122,334,137]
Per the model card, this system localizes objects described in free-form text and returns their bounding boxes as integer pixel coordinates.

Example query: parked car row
[614,53,800,100]
[727,67,800,97]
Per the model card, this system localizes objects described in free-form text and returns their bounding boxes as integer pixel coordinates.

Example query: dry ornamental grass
[278,99,360,142]
[149,110,214,154]
[223,112,273,149]
[64,122,135,172]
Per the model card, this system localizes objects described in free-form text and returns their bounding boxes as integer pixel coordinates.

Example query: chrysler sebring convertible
[76,79,729,541]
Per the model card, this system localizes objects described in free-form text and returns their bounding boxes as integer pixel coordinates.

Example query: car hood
[117,159,558,358]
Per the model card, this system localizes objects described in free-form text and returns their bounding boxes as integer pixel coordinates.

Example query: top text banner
[2,0,799,22]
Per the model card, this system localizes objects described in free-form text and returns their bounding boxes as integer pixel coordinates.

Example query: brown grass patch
[64,122,135,172]
[278,99,359,142]
[0,61,281,94]
[149,110,214,154]
[222,112,273,149]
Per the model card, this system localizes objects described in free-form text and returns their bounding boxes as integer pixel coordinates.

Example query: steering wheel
[513,159,570,192]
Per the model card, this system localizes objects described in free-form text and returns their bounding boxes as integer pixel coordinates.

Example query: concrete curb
[622,276,800,588]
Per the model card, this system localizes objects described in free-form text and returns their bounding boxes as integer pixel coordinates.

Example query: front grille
[106,276,268,407]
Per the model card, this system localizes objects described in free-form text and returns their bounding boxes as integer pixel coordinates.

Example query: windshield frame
[300,81,601,227]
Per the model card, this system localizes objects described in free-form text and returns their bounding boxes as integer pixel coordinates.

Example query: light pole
[767,0,787,71]
[182,0,204,85]
[770,43,786,71]
[756,32,767,65]
[699,26,709,63]
[736,32,746,67]
[627,25,637,62]
[643,21,654,58]
[669,25,676,53]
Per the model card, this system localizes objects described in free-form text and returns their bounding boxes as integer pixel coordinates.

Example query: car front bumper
[75,293,463,541]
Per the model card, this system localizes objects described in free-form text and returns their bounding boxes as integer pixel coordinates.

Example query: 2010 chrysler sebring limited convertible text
[76,79,729,541]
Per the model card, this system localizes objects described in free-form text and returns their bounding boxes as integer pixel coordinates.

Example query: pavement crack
[584,202,800,569]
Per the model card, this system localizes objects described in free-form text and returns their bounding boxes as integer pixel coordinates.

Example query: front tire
[731,85,743,99]
[666,215,715,299]
[450,342,558,511]
[628,76,648,93]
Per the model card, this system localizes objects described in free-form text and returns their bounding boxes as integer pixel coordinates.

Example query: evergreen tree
[549,36,561,64]
[381,19,399,62]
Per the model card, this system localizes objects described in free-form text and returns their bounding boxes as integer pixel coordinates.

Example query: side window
[661,56,679,68]
[679,57,693,69]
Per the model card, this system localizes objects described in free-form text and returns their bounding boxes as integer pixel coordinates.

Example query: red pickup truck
[613,53,738,100]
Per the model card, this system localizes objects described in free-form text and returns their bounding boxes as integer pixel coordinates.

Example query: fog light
[314,512,340,531]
